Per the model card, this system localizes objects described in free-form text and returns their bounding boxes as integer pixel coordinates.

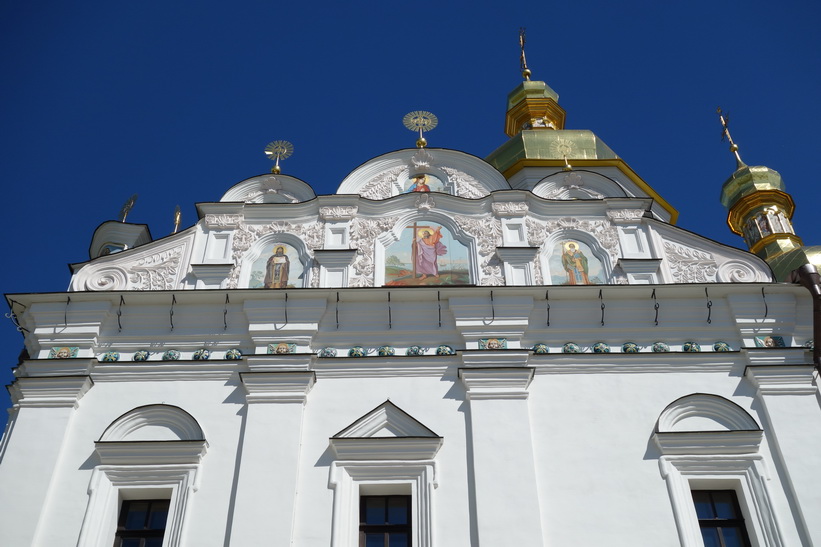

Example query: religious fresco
[384,222,470,286]
[49,346,79,359]
[403,173,446,194]
[268,342,297,354]
[548,240,604,285]
[754,335,786,348]
[248,243,301,289]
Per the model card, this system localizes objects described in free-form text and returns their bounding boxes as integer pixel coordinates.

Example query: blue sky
[1,1,820,412]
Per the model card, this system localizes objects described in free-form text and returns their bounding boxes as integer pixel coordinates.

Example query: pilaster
[229,371,315,546]
[0,375,93,546]
[459,364,543,546]
[746,365,821,543]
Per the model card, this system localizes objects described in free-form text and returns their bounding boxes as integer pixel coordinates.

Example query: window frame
[114,498,170,547]
[691,489,753,547]
[359,495,412,547]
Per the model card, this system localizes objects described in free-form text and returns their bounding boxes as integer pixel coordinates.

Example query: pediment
[330,401,443,460]
[533,170,628,200]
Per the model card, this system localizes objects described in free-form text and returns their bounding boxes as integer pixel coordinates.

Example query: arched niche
[656,394,760,433]
[220,174,317,204]
[336,148,510,199]
[540,229,613,285]
[99,404,205,442]
[239,233,313,289]
[533,170,630,200]
[374,211,477,287]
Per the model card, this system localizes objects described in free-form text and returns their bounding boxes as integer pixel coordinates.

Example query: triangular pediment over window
[330,401,443,460]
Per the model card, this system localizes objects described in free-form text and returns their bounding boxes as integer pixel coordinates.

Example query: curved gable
[656,393,760,433]
[336,148,510,199]
[221,174,316,203]
[99,404,205,442]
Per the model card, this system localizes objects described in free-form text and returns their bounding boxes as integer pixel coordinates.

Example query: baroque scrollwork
[319,206,358,221]
[717,261,758,283]
[440,167,489,199]
[128,247,184,290]
[455,216,505,286]
[664,242,718,283]
[204,214,244,227]
[348,216,400,287]
[227,220,325,288]
[492,202,529,217]
[360,167,405,200]
[606,209,644,223]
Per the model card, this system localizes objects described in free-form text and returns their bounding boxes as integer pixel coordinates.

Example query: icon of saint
[264,246,290,288]
[562,242,590,285]
[407,174,431,193]
[414,227,447,280]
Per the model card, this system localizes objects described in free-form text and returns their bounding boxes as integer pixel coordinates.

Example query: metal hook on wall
[5,299,29,333]
[169,295,177,331]
[490,290,496,324]
[117,295,125,332]
[387,292,392,329]
[545,290,550,327]
[223,294,229,331]
[437,291,442,328]
[705,287,713,324]
[652,288,659,326]
[599,289,605,326]
[761,287,769,318]
[335,292,340,330]
[64,296,71,326]
[284,292,289,325]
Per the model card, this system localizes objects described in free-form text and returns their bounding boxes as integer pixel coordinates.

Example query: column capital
[459,367,533,400]
[240,371,315,403]
[9,375,93,408]
[746,365,817,396]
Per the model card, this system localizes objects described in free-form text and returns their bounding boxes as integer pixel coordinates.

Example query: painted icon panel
[384,222,470,286]
[249,243,301,289]
[548,240,604,285]
[403,173,446,194]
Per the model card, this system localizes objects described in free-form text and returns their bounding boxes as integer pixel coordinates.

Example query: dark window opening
[359,495,411,547]
[692,490,752,547]
[114,499,169,547]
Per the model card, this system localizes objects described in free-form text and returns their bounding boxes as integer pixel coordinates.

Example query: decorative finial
[717,107,746,169]
[562,155,573,172]
[173,205,181,234]
[118,194,138,222]
[403,111,438,148]
[264,140,294,174]
[519,27,531,81]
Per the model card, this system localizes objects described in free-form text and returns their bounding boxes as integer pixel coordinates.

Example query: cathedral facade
[1,72,819,547]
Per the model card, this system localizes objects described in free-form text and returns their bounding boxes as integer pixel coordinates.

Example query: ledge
[95,440,208,465]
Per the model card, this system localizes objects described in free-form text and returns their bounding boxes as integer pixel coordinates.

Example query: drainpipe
[789,263,821,372]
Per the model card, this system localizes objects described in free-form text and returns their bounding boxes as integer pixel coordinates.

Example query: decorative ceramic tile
[162,349,181,361]
[683,341,701,353]
[532,343,549,354]
[100,351,120,362]
[592,342,610,354]
[436,345,455,355]
[318,347,337,358]
[652,342,670,353]
[192,348,210,360]
[754,335,786,348]
[406,345,425,356]
[713,341,731,352]
[49,346,79,359]
[377,346,395,356]
[562,342,581,354]
[348,346,366,357]
[479,338,507,350]
[133,350,150,362]
[225,348,243,360]
[268,342,297,354]
[622,342,640,354]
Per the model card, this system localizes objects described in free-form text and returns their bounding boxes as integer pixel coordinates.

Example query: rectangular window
[359,495,411,547]
[691,490,752,547]
[114,499,169,547]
